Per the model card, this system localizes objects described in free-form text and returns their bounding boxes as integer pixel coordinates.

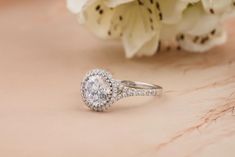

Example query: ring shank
[121,80,163,96]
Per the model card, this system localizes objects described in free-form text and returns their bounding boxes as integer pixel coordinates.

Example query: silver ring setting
[81,69,163,112]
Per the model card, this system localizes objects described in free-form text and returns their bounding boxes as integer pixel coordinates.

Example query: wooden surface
[0,1,235,157]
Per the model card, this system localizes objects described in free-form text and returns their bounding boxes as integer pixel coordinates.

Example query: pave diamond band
[114,80,162,100]
[81,69,163,112]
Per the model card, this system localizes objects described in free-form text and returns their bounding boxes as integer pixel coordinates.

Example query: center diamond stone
[84,75,111,106]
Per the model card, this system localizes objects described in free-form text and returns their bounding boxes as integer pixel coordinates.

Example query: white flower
[67,0,235,58]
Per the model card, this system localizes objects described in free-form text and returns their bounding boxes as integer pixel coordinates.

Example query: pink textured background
[0,0,235,157]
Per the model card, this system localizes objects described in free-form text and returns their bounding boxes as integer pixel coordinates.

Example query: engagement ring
[81,69,163,111]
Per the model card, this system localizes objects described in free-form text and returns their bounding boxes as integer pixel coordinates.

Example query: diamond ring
[81,69,163,112]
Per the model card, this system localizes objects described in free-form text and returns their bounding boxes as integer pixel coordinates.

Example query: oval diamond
[81,69,113,111]
[84,75,111,106]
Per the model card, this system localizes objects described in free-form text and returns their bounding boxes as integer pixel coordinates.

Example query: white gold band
[114,80,162,101]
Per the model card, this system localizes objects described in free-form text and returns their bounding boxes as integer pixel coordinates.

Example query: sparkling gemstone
[84,75,111,106]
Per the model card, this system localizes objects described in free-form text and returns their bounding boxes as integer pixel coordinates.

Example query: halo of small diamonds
[81,69,115,111]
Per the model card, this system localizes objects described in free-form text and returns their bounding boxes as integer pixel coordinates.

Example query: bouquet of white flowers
[67,0,235,58]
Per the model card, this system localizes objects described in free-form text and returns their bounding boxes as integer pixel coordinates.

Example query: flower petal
[136,34,160,57]
[201,0,233,15]
[121,4,160,58]
[158,0,189,24]
[178,3,220,36]
[76,0,116,38]
[105,0,135,7]
[67,0,89,14]
[178,26,227,52]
